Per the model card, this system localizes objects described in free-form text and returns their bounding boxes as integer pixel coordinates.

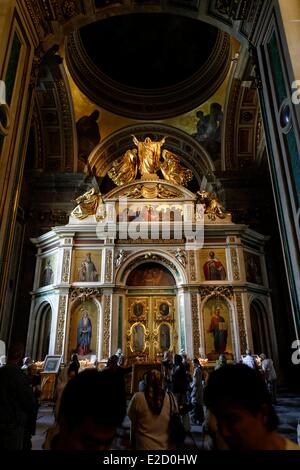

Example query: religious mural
[127,262,175,286]
[131,323,146,353]
[68,301,98,359]
[191,102,223,162]
[203,298,233,361]
[40,255,56,287]
[244,251,263,285]
[154,297,174,320]
[128,297,149,320]
[73,251,101,282]
[199,249,227,281]
[116,203,184,223]
[159,323,171,351]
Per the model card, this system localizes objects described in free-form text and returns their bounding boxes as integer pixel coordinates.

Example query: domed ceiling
[66,13,231,119]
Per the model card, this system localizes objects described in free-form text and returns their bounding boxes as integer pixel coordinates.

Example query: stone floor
[32,391,300,450]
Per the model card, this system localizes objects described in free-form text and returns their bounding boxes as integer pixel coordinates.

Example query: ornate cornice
[199,285,233,300]
[23,2,270,51]
[70,287,102,302]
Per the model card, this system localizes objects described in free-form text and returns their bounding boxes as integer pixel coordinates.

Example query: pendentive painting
[73,251,101,282]
[244,251,263,285]
[68,301,98,359]
[127,262,175,287]
[203,298,233,361]
[199,249,227,281]
[40,254,57,287]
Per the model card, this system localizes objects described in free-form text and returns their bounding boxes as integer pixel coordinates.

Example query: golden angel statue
[160,149,193,186]
[132,134,166,175]
[196,190,227,220]
[70,187,104,221]
[108,148,138,186]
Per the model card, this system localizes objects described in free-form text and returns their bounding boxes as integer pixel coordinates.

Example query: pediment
[103,179,196,201]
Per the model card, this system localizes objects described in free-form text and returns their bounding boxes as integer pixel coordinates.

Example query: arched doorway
[125,262,177,363]
[32,302,52,361]
[250,299,270,356]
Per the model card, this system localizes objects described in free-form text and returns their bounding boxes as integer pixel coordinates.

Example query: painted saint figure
[132,324,144,353]
[159,303,169,316]
[203,251,226,280]
[77,253,98,282]
[133,303,143,317]
[208,306,228,354]
[77,310,92,356]
[42,259,54,286]
[159,324,171,351]
[77,261,86,282]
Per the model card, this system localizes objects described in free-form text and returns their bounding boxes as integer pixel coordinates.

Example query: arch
[250,297,271,356]
[32,301,52,361]
[115,249,188,286]
[47,6,254,52]
[89,123,217,191]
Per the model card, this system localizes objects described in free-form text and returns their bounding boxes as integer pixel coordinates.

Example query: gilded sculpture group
[108,135,193,186]
[70,135,228,221]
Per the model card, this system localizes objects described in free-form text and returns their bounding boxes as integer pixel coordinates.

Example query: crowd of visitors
[0,344,298,451]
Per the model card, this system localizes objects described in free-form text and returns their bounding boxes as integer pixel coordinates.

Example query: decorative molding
[235,292,247,354]
[191,292,200,355]
[30,47,43,89]
[189,251,196,281]
[240,0,264,40]
[55,295,66,354]
[117,238,185,245]
[224,78,241,169]
[230,247,240,280]
[175,248,187,268]
[105,250,113,282]
[115,249,127,268]
[199,285,233,300]
[70,287,102,302]
[62,250,71,282]
[0,103,10,136]
[102,294,111,358]
[55,78,74,171]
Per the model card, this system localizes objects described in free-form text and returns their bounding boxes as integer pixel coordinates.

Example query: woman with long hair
[127,369,176,450]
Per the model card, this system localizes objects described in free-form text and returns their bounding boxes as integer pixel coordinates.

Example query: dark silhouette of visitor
[0,343,37,450]
[203,363,300,450]
[49,369,126,450]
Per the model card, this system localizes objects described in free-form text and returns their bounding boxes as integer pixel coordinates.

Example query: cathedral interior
[0,0,300,392]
